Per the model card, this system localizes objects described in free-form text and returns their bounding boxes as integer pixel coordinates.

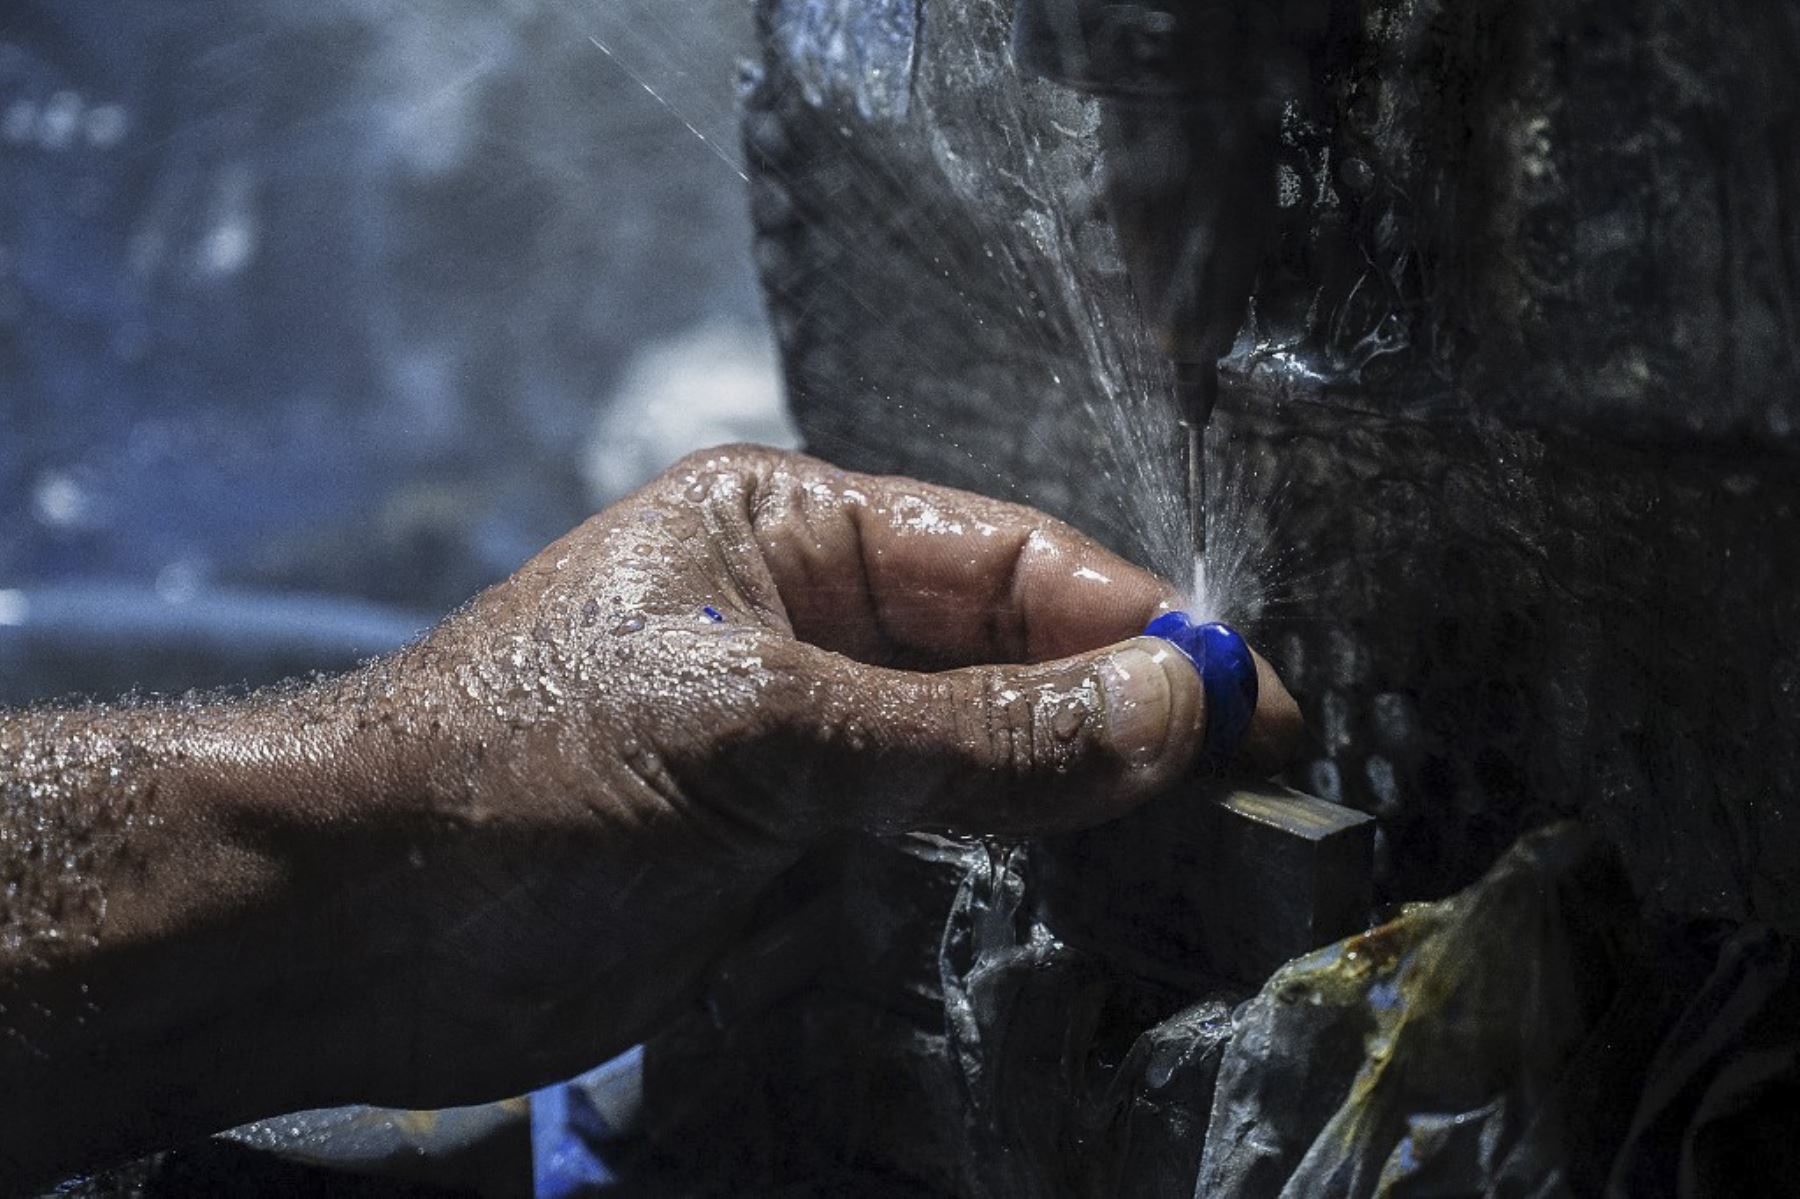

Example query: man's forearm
[0,676,415,1186]
[0,447,1309,1189]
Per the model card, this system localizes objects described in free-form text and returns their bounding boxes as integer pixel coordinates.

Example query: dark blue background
[0,1,784,702]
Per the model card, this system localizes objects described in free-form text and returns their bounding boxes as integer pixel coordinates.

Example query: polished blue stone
[1143,611,1260,762]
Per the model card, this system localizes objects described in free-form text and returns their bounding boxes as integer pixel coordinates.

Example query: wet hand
[0,446,1303,1188]
[359,445,1301,1108]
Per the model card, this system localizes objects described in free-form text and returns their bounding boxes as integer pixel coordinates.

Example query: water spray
[1013,0,1330,575]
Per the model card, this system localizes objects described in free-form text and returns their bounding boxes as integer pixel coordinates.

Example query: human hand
[347,445,1301,1109]
[0,446,1301,1186]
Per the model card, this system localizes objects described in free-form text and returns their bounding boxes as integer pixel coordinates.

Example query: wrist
[0,681,406,1185]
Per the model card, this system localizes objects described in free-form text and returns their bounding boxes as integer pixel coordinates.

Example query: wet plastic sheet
[1195,826,1800,1198]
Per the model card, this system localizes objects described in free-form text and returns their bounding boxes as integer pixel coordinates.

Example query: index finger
[740,450,1178,668]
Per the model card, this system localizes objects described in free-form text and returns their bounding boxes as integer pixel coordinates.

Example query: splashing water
[1184,426,1293,626]
[560,0,1299,629]
[536,10,1325,1185]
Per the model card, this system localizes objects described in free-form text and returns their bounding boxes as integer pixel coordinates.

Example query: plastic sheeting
[1196,826,1800,1198]
[633,825,1800,1197]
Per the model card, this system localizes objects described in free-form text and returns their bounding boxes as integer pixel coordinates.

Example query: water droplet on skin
[1052,699,1087,741]
[613,615,646,636]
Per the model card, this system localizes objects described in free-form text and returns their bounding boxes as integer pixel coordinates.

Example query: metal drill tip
[1188,418,1207,561]
[1175,363,1218,564]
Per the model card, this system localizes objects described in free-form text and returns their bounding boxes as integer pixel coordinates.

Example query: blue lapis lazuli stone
[1142,611,1259,760]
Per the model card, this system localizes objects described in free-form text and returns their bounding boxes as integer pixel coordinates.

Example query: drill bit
[1177,361,1219,565]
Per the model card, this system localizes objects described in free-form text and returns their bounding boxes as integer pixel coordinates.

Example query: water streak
[558,0,1291,628]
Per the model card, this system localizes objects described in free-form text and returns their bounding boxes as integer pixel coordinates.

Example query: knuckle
[968,668,1041,780]
[726,636,811,735]
[671,442,777,479]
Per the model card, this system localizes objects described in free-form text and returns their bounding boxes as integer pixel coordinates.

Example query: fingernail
[1098,645,1179,767]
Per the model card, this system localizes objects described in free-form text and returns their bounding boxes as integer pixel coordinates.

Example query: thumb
[802,637,1207,837]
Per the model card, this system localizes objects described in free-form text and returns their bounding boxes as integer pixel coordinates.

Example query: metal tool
[1177,361,1217,562]
[1041,776,1376,988]
[1013,0,1328,563]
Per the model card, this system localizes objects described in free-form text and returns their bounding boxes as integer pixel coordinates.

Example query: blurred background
[0,0,796,706]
